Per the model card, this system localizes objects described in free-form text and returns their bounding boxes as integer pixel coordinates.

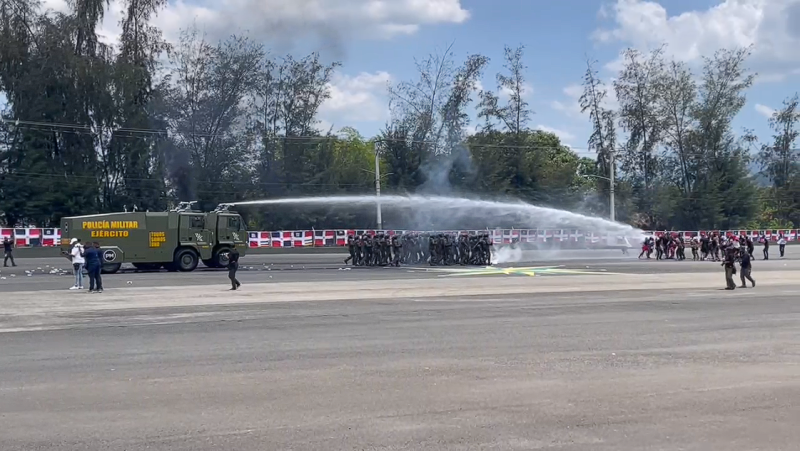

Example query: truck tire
[174,248,199,272]
[212,247,231,268]
[102,263,122,274]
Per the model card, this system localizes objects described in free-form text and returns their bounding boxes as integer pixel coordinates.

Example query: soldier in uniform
[364,233,374,266]
[428,233,438,265]
[391,234,402,266]
[459,233,470,265]
[344,234,356,265]
[442,233,453,265]
[739,246,755,288]
[380,233,390,265]
[228,245,241,290]
[721,244,737,290]
[481,233,492,265]
[356,235,366,266]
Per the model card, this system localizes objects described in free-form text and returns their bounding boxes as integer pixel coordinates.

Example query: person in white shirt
[778,234,787,258]
[69,238,85,290]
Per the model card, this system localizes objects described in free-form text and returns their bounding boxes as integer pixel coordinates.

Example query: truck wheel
[212,247,231,268]
[102,263,122,274]
[174,248,199,272]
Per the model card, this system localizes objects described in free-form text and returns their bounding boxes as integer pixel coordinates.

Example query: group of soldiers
[344,232,494,267]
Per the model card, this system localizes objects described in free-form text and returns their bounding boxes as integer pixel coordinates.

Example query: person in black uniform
[228,246,241,290]
[3,237,16,267]
[721,245,737,290]
[739,249,755,288]
[344,235,355,265]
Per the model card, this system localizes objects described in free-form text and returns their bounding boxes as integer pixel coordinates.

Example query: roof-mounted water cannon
[214,203,234,212]
[173,201,199,212]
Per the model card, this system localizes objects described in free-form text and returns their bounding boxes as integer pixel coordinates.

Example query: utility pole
[374,143,382,230]
[576,148,616,222]
[609,149,615,222]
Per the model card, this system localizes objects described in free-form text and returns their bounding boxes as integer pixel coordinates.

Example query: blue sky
[31,0,800,158]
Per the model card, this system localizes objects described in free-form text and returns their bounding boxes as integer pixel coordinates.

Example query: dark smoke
[162,139,194,201]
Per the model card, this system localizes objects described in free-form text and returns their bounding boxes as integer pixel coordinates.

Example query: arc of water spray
[231,194,645,238]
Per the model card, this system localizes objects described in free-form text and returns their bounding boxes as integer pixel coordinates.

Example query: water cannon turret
[172,201,199,212]
[214,203,234,212]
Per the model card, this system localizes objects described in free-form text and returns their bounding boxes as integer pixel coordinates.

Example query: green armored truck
[60,202,248,274]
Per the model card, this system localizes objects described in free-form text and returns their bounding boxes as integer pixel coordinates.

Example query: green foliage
[0,1,796,231]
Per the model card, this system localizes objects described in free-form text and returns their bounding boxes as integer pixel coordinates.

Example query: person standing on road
[84,242,103,293]
[778,234,786,258]
[228,245,241,290]
[3,236,16,267]
[69,238,85,290]
[762,234,770,260]
[739,249,755,288]
[722,245,737,290]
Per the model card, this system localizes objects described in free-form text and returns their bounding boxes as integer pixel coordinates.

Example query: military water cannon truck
[60,201,248,274]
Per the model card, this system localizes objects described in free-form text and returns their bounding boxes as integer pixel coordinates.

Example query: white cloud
[595,0,800,70]
[536,125,576,143]
[551,84,584,118]
[755,103,775,118]
[152,0,469,45]
[42,0,469,49]
[318,71,392,124]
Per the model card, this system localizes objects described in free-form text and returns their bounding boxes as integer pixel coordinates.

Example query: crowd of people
[345,232,494,267]
[639,232,788,261]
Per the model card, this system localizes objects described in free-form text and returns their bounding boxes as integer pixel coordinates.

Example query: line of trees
[580,45,800,230]
[0,1,797,230]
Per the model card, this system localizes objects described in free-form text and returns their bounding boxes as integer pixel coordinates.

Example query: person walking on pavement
[228,245,241,290]
[722,245,737,290]
[84,242,103,293]
[69,238,85,290]
[739,249,755,288]
[762,234,770,260]
[778,234,786,257]
[3,236,16,267]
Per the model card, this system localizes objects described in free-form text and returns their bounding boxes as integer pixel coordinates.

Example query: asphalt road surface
[1,249,796,292]
[1,257,799,450]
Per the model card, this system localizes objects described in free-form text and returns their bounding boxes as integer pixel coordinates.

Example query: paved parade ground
[2,251,800,450]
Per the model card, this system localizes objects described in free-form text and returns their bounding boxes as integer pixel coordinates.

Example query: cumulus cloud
[318,71,392,124]
[594,0,800,76]
[152,0,469,47]
[754,103,776,118]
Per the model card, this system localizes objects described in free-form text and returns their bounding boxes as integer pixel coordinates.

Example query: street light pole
[609,149,615,222]
[374,145,382,230]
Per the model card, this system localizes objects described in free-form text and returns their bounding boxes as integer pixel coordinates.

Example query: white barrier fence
[3,227,795,248]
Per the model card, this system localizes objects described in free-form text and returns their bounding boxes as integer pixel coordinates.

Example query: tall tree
[102,0,170,211]
[477,44,531,135]
[579,58,617,217]
[613,46,665,224]
[387,43,488,192]
[657,60,697,196]
[682,47,758,229]
[165,28,263,209]
[758,93,800,225]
